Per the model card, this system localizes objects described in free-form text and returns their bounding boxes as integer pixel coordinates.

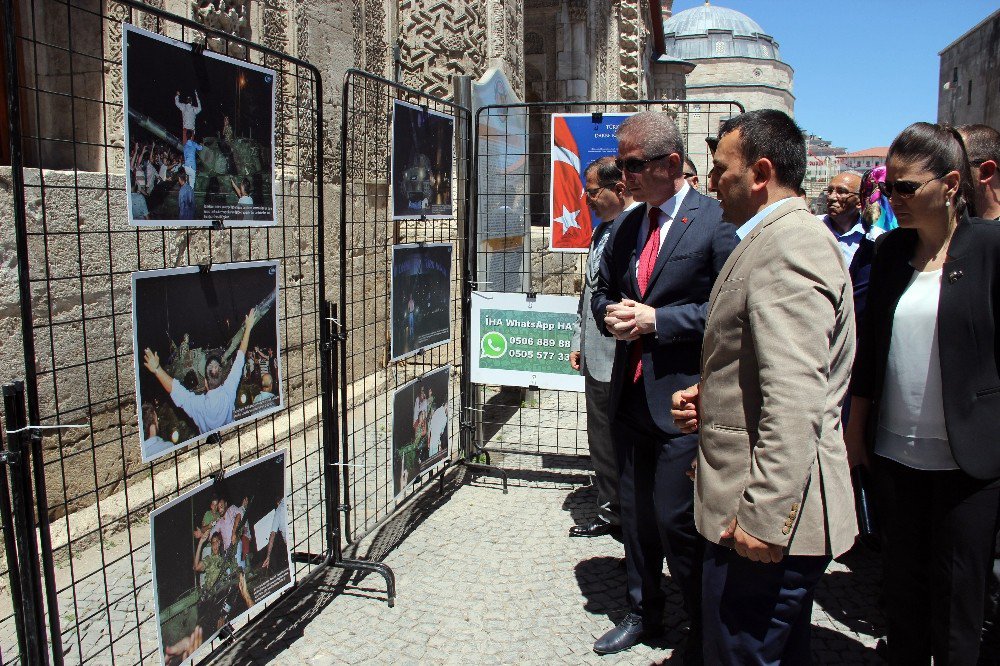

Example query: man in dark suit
[590,111,738,659]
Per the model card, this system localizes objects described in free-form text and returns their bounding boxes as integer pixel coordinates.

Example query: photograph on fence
[391,99,454,220]
[392,365,450,496]
[550,113,633,252]
[123,24,276,226]
[132,261,283,461]
[150,450,292,665]
[390,243,453,361]
[470,291,585,392]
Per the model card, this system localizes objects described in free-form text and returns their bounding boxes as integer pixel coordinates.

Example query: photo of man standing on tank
[123,23,276,225]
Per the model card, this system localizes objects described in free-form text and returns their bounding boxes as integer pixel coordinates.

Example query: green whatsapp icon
[481,331,507,359]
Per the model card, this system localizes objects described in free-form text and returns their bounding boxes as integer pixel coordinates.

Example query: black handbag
[851,465,880,552]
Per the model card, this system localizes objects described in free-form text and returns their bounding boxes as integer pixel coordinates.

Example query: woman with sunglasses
[845,122,999,664]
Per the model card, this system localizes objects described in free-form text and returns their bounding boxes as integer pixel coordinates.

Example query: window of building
[968,80,973,105]
[953,67,959,83]
[714,41,726,55]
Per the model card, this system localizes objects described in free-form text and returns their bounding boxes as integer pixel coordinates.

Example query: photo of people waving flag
[549,113,633,252]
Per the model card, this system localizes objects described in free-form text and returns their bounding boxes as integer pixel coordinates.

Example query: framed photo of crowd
[131,260,283,462]
[122,23,277,226]
[149,450,292,665]
[391,365,451,497]
[389,243,453,362]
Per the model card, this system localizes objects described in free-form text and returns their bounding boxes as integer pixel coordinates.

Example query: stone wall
[937,9,1000,128]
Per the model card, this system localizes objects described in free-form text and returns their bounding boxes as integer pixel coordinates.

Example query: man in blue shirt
[177,171,195,220]
[183,132,204,183]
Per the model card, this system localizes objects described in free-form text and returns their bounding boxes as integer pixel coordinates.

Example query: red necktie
[631,208,662,383]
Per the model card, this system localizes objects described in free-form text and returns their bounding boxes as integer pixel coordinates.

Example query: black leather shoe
[569,519,617,538]
[593,613,662,655]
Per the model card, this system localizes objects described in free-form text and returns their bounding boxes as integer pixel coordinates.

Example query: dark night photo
[390,243,452,362]
[132,261,282,462]
[123,24,275,225]
[150,450,291,665]
[392,365,450,497]
[391,100,454,219]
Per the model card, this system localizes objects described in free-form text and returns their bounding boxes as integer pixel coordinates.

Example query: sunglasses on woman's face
[876,175,943,198]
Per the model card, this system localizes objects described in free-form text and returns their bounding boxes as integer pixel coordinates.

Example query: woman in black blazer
[845,122,1000,665]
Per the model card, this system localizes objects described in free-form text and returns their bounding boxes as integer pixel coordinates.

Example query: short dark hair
[958,123,1000,165]
[178,170,188,183]
[716,109,806,190]
[683,157,697,175]
[583,155,623,187]
[887,122,975,216]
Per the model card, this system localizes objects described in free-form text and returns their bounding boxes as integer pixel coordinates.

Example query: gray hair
[617,111,685,162]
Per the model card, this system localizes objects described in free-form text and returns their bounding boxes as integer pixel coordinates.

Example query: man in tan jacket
[672,109,857,664]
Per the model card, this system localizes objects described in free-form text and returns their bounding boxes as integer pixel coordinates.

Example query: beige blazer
[695,198,858,557]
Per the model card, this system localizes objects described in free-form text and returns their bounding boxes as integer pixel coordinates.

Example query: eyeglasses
[825,187,859,196]
[876,175,943,198]
[615,153,670,174]
[683,172,697,179]
[583,186,607,198]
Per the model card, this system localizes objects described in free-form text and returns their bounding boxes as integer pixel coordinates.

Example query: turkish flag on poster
[550,115,593,252]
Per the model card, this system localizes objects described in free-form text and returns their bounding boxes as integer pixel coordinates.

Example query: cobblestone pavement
[210,465,886,666]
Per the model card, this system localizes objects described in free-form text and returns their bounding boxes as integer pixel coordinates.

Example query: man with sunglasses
[683,157,699,190]
[590,111,737,659]
[958,124,1000,221]
[568,156,638,539]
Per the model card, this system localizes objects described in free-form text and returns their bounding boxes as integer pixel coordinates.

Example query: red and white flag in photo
[550,115,593,251]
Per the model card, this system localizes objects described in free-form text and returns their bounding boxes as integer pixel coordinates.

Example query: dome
[663,3,782,62]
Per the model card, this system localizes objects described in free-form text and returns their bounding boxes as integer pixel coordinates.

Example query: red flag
[550,116,593,251]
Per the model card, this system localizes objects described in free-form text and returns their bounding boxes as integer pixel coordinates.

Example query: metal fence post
[2,383,48,666]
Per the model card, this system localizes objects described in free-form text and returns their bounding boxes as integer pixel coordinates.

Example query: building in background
[838,147,889,173]
[938,8,1000,128]
[803,134,847,214]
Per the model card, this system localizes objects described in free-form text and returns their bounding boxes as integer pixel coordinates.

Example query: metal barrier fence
[337,69,472,545]
[470,99,745,483]
[0,0,350,663]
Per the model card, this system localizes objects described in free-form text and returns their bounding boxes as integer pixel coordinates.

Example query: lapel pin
[947,270,964,283]
[682,217,688,224]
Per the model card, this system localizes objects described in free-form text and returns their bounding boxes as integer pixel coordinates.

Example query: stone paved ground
[209,466,886,666]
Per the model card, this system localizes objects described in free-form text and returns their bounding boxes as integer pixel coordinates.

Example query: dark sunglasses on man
[615,153,670,174]
[876,175,944,198]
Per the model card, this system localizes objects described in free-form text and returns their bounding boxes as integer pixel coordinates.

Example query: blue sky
[669,0,999,152]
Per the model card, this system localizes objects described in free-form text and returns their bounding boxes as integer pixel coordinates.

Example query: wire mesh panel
[471,99,744,484]
[1,1,330,663]
[338,69,470,544]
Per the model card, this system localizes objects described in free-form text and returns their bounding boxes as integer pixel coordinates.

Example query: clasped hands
[604,300,656,341]
[670,382,784,563]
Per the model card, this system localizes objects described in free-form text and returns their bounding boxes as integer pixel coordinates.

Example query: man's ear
[979,160,997,184]
[750,158,773,193]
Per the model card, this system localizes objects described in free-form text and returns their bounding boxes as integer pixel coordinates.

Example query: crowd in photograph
[568,109,1000,664]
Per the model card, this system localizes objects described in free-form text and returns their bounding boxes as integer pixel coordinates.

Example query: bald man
[819,172,881,426]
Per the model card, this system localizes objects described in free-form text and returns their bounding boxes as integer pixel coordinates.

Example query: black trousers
[874,456,1000,666]
[613,379,701,639]
[702,541,829,665]
[585,376,619,524]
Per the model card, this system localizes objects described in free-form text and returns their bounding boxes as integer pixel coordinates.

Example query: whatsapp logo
[481,331,507,359]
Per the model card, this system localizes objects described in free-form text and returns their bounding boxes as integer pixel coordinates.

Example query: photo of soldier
[389,243,453,362]
[123,24,275,225]
[391,100,454,219]
[392,366,450,497]
[132,261,282,462]
[150,450,292,666]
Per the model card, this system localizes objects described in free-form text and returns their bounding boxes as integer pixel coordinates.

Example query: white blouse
[874,267,959,470]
